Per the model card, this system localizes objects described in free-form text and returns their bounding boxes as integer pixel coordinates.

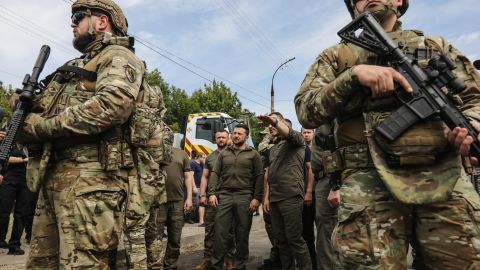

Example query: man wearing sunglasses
[18,0,147,269]
[296,0,480,269]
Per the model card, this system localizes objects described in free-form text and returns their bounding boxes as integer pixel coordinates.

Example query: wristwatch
[200,194,206,198]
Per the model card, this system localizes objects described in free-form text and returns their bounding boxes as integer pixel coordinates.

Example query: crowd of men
[1,0,480,269]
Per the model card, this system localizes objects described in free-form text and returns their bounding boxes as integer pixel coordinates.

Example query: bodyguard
[296,0,480,268]
[208,124,263,270]
[18,0,144,268]
[259,113,312,270]
[196,130,235,270]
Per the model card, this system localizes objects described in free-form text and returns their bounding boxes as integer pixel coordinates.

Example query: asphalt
[0,213,270,270]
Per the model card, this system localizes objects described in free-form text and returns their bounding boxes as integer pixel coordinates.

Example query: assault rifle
[0,45,50,176]
[338,12,480,158]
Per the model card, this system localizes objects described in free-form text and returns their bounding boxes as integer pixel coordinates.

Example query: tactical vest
[26,39,172,192]
[329,29,470,204]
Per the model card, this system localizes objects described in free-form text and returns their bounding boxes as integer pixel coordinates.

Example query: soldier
[300,127,317,270]
[311,126,342,270]
[258,127,281,270]
[195,130,235,270]
[259,113,312,270]
[295,0,480,268]
[207,123,263,270]
[18,0,145,268]
[155,147,193,269]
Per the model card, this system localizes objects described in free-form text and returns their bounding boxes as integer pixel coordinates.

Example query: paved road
[0,211,413,270]
[0,214,269,270]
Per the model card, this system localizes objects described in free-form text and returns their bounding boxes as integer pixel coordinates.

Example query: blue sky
[0,0,478,128]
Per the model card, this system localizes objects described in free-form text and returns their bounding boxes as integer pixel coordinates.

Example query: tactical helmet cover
[344,0,409,18]
[72,0,128,36]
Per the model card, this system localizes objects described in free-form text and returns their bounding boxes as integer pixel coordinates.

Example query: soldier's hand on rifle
[208,195,218,208]
[352,65,413,98]
[0,131,5,141]
[448,121,480,165]
[327,189,340,208]
[0,175,3,185]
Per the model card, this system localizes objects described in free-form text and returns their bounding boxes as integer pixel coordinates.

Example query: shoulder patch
[125,61,138,83]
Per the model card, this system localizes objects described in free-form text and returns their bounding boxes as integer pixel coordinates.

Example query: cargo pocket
[74,186,126,252]
[332,203,378,266]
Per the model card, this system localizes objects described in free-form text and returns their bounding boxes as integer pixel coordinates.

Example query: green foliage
[190,80,243,118]
[144,71,255,135]
[0,87,13,126]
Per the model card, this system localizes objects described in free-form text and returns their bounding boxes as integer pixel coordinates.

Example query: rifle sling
[56,65,97,81]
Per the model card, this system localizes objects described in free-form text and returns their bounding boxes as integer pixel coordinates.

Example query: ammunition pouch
[369,111,451,166]
[129,103,160,147]
[364,111,461,204]
[321,144,374,175]
[146,121,173,166]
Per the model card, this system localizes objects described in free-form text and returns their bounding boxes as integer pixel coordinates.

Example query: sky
[0,0,479,129]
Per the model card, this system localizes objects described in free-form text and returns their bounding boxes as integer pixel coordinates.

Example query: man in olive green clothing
[152,148,193,269]
[196,130,235,270]
[208,124,263,270]
[259,112,312,270]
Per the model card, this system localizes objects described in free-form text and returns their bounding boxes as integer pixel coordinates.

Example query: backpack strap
[56,65,97,81]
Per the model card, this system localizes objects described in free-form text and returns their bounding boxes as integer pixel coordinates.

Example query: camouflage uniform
[125,79,169,269]
[295,20,480,269]
[22,31,144,270]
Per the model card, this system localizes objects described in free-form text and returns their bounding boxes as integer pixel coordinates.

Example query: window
[196,118,216,143]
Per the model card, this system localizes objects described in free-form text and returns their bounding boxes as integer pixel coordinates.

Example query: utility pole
[271,57,295,113]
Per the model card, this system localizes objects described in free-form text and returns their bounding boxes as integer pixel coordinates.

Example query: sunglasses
[71,11,89,25]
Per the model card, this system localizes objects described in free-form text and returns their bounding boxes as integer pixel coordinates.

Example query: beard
[365,1,398,21]
[72,33,96,53]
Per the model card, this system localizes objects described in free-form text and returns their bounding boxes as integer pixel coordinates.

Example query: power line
[54,0,270,110]
[0,69,23,80]
[134,36,270,101]
[221,0,299,84]
[0,4,77,56]
[135,38,270,110]
[0,13,75,56]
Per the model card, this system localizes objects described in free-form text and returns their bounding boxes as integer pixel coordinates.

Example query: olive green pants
[211,192,253,270]
[315,176,342,270]
[203,204,235,260]
[270,196,312,270]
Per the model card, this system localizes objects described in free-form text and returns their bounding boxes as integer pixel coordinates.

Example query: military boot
[194,259,211,270]
[225,257,234,270]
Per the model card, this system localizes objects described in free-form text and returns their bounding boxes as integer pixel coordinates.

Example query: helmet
[72,0,128,36]
[344,0,409,18]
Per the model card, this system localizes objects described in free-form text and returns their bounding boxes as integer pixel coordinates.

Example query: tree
[145,69,199,132]
[0,86,13,126]
[190,80,243,118]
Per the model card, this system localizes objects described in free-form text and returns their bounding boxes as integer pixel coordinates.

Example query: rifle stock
[338,12,480,158]
[0,45,50,176]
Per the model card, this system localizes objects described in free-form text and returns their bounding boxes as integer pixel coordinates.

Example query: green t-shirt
[165,148,191,202]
